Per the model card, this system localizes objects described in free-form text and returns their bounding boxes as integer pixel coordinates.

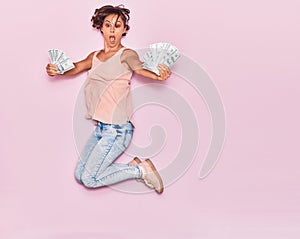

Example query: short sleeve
[121,49,143,71]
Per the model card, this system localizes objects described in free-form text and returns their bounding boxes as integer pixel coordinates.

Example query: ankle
[138,164,146,178]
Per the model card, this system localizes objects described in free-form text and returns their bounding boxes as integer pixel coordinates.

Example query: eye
[115,23,121,28]
[105,23,110,28]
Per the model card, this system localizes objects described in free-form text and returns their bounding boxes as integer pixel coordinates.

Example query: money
[142,42,180,75]
[48,49,75,74]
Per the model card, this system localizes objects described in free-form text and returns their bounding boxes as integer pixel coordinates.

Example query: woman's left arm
[134,64,171,81]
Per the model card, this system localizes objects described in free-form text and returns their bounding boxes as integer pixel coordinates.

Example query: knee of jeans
[81,172,95,188]
[74,174,83,185]
[74,167,83,184]
[81,171,105,189]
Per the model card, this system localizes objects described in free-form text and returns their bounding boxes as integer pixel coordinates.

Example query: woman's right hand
[46,63,60,76]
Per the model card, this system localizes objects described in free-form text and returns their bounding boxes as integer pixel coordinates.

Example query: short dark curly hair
[91,5,130,36]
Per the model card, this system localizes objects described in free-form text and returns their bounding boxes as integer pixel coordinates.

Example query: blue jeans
[75,121,141,188]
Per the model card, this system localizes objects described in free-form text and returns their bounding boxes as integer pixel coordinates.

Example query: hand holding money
[47,49,75,75]
[156,63,171,80]
[46,63,60,76]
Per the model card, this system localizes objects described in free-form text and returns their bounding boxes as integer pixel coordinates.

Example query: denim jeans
[75,121,141,188]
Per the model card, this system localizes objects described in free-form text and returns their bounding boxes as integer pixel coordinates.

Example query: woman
[46,5,171,194]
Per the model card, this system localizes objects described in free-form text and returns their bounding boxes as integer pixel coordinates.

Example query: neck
[103,42,123,53]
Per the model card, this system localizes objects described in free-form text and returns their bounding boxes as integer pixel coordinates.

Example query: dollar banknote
[142,42,180,75]
[48,49,75,74]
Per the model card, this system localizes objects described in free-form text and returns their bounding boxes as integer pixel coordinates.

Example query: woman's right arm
[46,51,95,77]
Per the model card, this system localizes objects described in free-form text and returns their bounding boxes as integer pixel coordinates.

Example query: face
[101,14,127,47]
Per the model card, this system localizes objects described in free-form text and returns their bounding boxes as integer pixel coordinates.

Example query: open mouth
[109,36,115,43]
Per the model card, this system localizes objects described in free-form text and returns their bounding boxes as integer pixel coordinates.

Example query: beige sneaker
[139,159,164,194]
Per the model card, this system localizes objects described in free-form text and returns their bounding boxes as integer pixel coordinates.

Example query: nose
[110,25,115,32]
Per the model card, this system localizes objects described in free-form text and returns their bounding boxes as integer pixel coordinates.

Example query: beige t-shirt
[84,47,143,124]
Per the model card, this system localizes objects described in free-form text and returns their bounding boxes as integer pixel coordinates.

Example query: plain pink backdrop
[1,0,300,238]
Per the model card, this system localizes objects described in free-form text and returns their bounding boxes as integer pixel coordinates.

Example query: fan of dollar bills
[142,42,180,75]
[48,49,75,74]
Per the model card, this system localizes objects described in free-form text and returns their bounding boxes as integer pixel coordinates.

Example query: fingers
[46,63,60,76]
[157,64,171,80]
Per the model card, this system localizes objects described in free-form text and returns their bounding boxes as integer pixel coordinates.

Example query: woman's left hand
[157,64,171,80]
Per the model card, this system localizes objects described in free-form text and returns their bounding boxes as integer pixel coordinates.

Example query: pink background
[1,0,300,238]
